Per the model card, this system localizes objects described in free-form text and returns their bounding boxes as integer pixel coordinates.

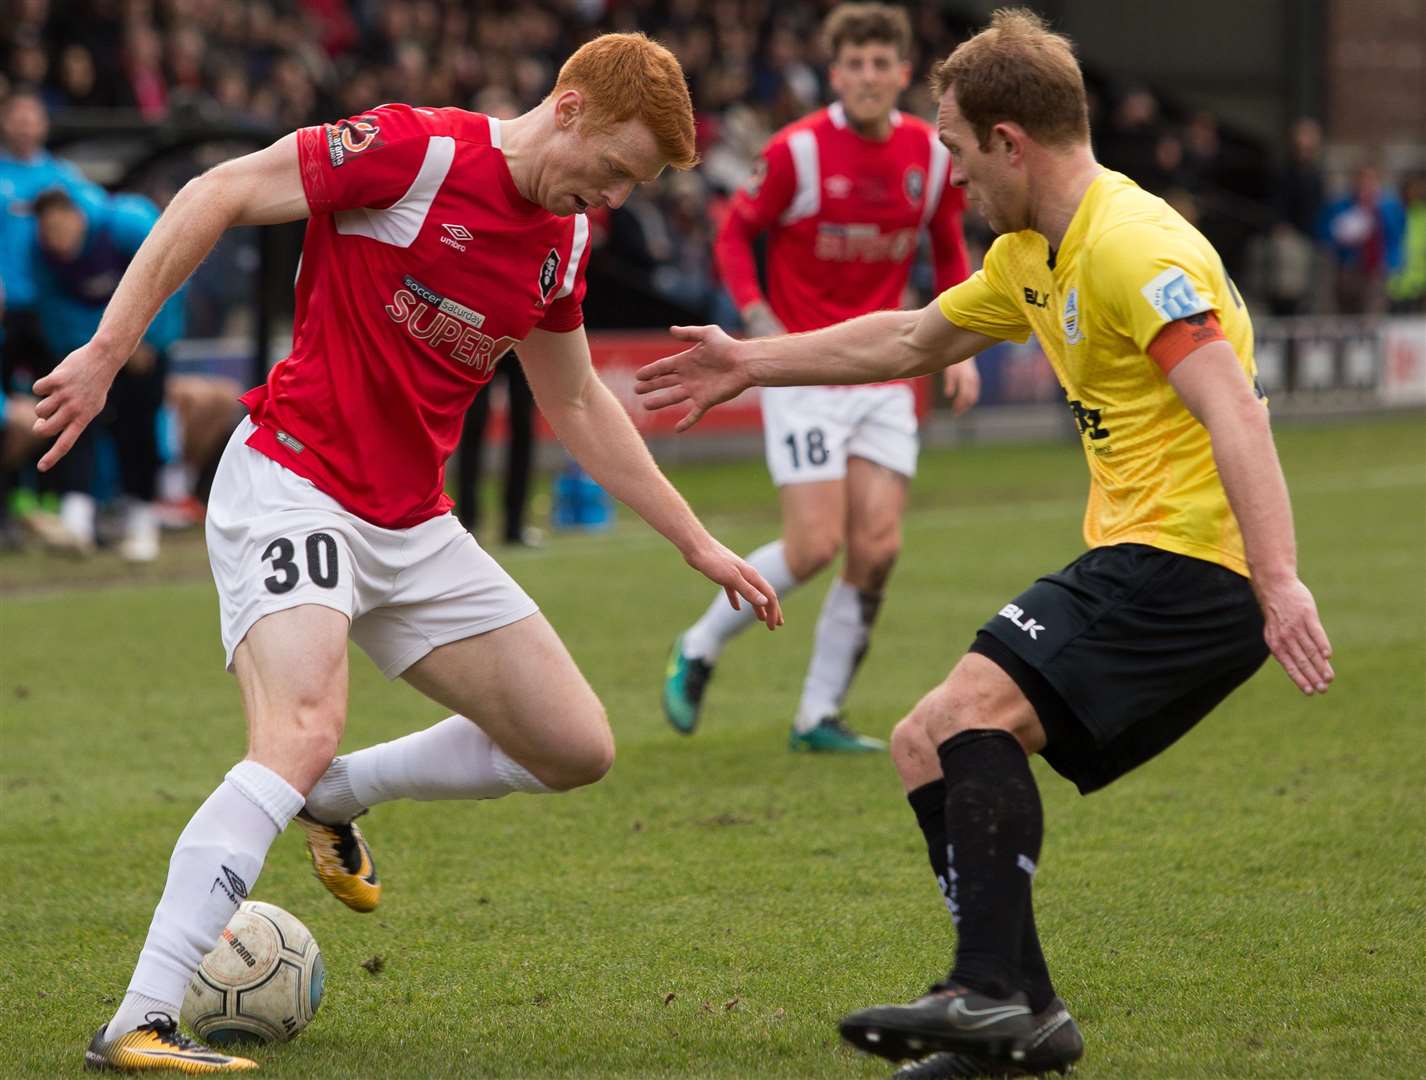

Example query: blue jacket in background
[0,149,107,312]
[31,192,186,359]
[1319,191,1407,274]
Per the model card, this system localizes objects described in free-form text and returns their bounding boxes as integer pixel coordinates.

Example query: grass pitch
[2,414,1423,1078]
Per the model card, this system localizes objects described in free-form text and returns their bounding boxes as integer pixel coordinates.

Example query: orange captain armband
[1147,310,1227,373]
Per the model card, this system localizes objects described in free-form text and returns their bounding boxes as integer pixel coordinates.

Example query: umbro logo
[440,223,472,252]
[211,864,249,904]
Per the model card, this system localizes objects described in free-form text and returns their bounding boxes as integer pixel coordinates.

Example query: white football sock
[681,539,800,662]
[795,577,883,733]
[304,715,551,823]
[109,761,303,1036]
[59,491,96,544]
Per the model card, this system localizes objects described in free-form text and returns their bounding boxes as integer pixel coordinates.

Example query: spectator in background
[1140,129,1191,196]
[31,186,185,559]
[118,22,168,120]
[1277,118,1325,237]
[1098,86,1159,183]
[1387,171,1426,314]
[0,89,106,541]
[48,44,108,110]
[1266,117,1326,316]
[0,282,47,549]
[1181,109,1225,194]
[1322,164,1406,315]
[456,354,541,549]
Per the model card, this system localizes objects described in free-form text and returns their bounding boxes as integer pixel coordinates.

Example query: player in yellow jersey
[637,9,1333,1078]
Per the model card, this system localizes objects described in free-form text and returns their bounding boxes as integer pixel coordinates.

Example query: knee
[533,705,615,792]
[786,533,841,580]
[848,540,900,592]
[890,716,936,775]
[919,658,1042,755]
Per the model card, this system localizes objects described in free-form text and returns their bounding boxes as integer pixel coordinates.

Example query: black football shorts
[971,543,1270,794]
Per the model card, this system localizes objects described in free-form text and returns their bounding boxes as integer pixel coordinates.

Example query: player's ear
[993,122,1024,164]
[553,89,584,131]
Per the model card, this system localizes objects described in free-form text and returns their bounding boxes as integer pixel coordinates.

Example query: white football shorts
[760,383,919,487]
[206,418,539,677]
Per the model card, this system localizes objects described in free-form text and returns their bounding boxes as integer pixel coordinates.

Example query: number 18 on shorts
[760,384,919,486]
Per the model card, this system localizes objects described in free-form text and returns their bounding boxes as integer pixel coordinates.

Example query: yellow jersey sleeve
[936,237,1033,344]
[1091,222,1228,354]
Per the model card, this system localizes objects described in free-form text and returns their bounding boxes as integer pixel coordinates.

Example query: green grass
[1,414,1423,1078]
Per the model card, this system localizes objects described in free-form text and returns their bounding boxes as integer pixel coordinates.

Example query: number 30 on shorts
[262,533,340,594]
[784,427,829,470]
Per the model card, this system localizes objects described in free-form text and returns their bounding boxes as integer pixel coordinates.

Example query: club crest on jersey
[327,116,382,166]
[1062,287,1084,345]
[538,248,561,305]
[745,156,768,198]
[824,174,854,199]
[904,166,925,202]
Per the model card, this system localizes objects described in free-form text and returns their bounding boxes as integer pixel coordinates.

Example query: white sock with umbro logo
[107,762,302,1037]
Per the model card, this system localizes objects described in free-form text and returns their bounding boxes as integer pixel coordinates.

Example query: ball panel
[308,950,326,1018]
[202,918,282,987]
[180,901,323,1046]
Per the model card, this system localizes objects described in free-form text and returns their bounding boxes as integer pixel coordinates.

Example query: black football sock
[938,728,1043,1001]
[1020,901,1057,1012]
[907,779,954,923]
[908,776,1057,1010]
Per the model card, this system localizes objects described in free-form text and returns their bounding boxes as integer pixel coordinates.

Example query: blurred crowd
[2,0,1425,556]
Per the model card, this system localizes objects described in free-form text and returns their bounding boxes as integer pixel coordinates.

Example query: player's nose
[603,181,636,210]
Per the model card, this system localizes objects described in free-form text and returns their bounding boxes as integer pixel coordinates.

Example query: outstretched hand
[1258,576,1334,695]
[684,537,783,630]
[635,325,752,432]
[31,341,123,472]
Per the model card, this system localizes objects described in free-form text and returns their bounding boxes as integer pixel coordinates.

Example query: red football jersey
[715,102,968,335]
[240,104,591,528]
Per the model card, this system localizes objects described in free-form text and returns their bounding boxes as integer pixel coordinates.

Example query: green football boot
[662,634,714,734]
[789,714,886,753]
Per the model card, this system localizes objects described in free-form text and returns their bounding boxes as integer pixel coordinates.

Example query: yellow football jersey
[938,170,1262,577]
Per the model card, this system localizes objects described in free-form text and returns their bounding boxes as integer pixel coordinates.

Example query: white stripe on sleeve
[334,135,456,248]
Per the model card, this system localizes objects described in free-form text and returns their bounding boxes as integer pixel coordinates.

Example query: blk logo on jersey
[539,248,561,304]
[998,603,1045,640]
[327,116,382,166]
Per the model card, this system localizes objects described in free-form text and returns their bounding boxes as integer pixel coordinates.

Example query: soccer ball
[181,901,325,1045]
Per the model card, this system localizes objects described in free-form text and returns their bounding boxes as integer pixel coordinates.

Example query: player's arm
[927,187,980,412]
[31,134,309,469]
[517,326,782,629]
[713,141,795,338]
[1160,331,1334,695]
[635,302,997,431]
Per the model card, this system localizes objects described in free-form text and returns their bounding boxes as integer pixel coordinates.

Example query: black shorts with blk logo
[971,543,1270,794]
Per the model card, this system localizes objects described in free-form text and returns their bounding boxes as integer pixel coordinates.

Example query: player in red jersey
[662,3,977,752]
[34,34,782,1073]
